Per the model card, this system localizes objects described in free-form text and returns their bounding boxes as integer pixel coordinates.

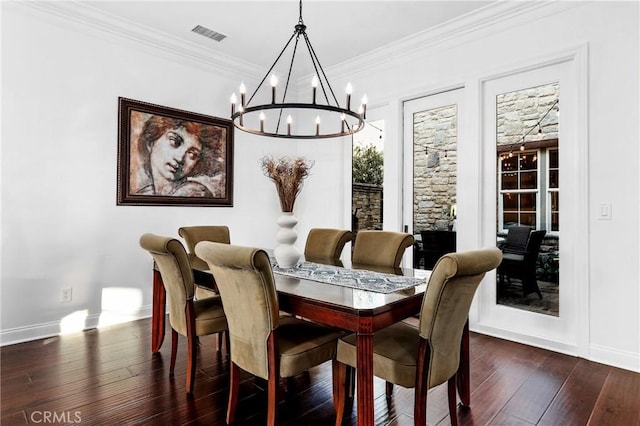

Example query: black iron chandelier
[229,0,366,139]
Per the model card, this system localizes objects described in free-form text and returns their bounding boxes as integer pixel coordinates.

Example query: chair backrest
[420,230,456,252]
[502,226,531,254]
[418,247,502,387]
[194,242,279,380]
[524,230,546,263]
[304,228,353,262]
[420,230,457,269]
[178,226,230,270]
[139,233,194,336]
[352,230,414,268]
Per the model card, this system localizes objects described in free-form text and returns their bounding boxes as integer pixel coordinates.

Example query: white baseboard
[472,323,578,356]
[472,324,640,373]
[589,344,640,373]
[0,305,153,347]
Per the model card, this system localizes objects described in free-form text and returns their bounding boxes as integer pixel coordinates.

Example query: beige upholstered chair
[178,225,231,350]
[195,242,342,425]
[333,248,502,426]
[139,233,228,394]
[304,228,353,264]
[178,225,231,271]
[352,230,415,269]
[178,226,230,300]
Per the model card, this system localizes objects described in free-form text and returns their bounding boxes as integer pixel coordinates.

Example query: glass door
[403,88,464,268]
[496,82,560,317]
[477,57,584,355]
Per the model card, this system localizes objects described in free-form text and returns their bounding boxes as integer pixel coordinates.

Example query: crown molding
[14,1,582,87]
[12,1,265,81]
[321,1,583,82]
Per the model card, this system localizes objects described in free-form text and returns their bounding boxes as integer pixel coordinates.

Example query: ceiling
[85,1,494,76]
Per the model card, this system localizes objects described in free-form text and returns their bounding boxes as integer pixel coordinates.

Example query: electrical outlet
[61,287,73,303]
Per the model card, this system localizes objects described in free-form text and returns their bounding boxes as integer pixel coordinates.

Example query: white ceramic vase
[274,212,301,268]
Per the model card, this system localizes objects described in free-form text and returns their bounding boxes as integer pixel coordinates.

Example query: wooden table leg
[457,319,471,406]
[151,269,166,353]
[356,329,374,426]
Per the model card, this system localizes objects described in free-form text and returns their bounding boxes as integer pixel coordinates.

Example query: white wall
[2,2,638,372]
[0,3,347,343]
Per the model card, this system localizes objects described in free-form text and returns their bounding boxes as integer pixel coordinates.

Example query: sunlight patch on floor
[98,287,143,327]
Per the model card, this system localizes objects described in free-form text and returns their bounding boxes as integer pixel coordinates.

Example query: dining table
[150,256,471,426]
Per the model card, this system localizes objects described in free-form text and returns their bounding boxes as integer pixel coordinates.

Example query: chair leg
[447,376,458,426]
[413,382,428,425]
[185,302,197,394]
[186,331,197,394]
[333,359,347,426]
[170,329,179,375]
[385,381,394,398]
[347,365,356,399]
[267,372,279,426]
[521,274,542,299]
[226,362,240,424]
[414,339,431,425]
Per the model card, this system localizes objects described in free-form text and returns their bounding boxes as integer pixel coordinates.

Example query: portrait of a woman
[129,114,227,198]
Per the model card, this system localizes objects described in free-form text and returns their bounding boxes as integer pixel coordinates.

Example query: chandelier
[229,0,366,139]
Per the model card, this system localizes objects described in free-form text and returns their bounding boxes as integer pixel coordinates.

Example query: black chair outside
[418,230,457,270]
[500,225,531,255]
[498,229,546,298]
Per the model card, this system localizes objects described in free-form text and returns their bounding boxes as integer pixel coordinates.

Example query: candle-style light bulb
[312,75,318,104]
[270,75,278,104]
[287,114,292,136]
[238,104,244,126]
[341,113,346,133]
[259,112,265,132]
[230,93,237,116]
[315,115,321,136]
[239,82,246,107]
[361,93,368,119]
[345,82,353,110]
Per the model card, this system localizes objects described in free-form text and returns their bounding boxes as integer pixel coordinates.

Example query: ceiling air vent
[192,25,227,42]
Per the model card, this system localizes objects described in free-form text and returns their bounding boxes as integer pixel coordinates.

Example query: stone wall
[497,82,559,147]
[413,104,457,231]
[352,183,383,231]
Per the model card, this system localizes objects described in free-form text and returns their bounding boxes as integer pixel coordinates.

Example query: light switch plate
[598,203,612,220]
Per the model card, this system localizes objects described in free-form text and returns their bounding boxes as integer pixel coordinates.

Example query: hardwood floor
[2,317,639,425]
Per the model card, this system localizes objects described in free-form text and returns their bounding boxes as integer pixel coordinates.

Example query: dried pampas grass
[261,156,314,212]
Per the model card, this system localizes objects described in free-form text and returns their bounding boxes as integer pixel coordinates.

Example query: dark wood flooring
[2,317,639,425]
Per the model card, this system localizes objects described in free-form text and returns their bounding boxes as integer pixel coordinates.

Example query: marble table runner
[271,260,426,294]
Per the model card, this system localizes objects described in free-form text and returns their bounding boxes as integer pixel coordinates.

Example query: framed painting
[117,97,233,206]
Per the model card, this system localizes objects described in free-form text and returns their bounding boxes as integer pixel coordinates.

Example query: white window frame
[546,147,560,235]
[497,149,541,232]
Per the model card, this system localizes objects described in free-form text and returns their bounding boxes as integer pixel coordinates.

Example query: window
[497,145,558,233]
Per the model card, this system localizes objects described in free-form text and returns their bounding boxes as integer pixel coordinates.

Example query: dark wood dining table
[150,260,471,426]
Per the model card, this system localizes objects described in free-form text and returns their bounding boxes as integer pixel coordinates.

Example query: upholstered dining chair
[178,226,231,352]
[178,225,230,299]
[195,242,343,426]
[333,247,503,426]
[139,233,228,394]
[304,228,353,264]
[178,225,231,271]
[352,230,415,269]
